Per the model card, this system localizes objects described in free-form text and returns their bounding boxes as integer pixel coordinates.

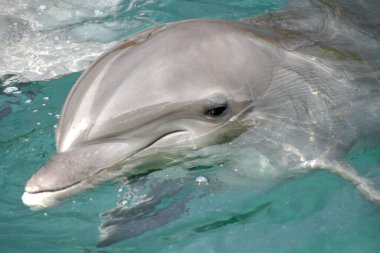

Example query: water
[1,0,380,252]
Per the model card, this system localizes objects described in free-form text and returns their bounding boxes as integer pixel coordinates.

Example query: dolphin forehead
[57,20,279,152]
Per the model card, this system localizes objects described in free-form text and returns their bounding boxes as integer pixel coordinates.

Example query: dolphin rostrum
[22,1,380,210]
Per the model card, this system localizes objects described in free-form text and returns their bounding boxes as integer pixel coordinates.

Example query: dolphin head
[22,20,280,208]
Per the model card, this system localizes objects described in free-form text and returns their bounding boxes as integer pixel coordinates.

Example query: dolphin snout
[22,150,98,208]
[24,148,100,196]
[24,154,78,194]
[22,159,69,209]
[22,142,133,208]
[24,176,43,193]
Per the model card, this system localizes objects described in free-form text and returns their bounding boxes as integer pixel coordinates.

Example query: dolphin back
[242,0,380,78]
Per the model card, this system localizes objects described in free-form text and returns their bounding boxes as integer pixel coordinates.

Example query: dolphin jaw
[21,191,60,209]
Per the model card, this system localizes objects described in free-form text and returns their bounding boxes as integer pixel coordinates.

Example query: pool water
[1,1,380,252]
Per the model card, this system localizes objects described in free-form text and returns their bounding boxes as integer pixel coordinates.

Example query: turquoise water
[1,1,380,252]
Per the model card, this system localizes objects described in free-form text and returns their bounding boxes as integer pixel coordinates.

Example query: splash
[0,0,157,84]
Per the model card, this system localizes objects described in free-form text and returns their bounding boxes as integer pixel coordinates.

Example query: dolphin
[22,0,380,211]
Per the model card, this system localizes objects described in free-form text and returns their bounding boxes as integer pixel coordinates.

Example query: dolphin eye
[205,104,228,118]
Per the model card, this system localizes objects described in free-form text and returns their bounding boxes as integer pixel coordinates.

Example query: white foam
[0,0,151,83]
[3,86,18,93]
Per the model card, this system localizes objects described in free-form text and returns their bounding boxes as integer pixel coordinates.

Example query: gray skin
[22,0,380,209]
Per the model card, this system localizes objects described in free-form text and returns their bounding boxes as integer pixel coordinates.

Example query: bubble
[118,199,128,206]
[94,10,103,16]
[195,176,209,185]
[43,96,49,100]
[25,99,32,103]
[3,86,18,94]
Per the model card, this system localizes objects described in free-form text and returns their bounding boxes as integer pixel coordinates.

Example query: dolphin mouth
[22,186,76,209]
[25,179,81,194]
[22,130,190,208]
[22,165,105,208]
[22,164,118,208]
